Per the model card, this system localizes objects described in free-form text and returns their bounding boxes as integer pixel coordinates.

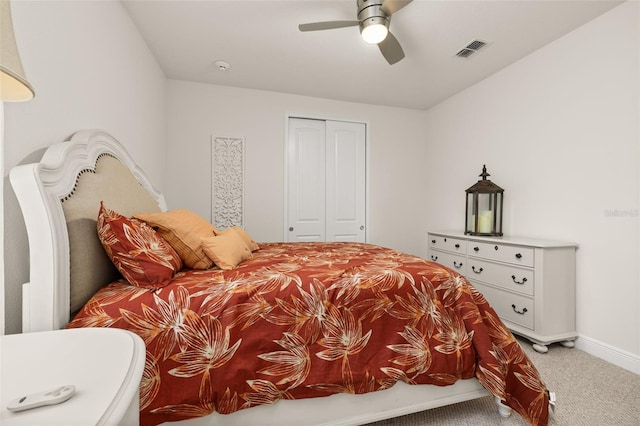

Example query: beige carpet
[366,338,640,425]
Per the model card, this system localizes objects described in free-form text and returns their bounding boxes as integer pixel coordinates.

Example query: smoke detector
[214,60,230,71]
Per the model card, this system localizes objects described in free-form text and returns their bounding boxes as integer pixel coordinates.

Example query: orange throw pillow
[222,226,259,251]
[201,228,252,270]
[134,210,218,269]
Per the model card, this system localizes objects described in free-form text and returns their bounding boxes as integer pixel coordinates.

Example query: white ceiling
[122,0,623,110]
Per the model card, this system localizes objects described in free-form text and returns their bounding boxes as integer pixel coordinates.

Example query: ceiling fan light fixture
[360,18,388,44]
[298,0,412,64]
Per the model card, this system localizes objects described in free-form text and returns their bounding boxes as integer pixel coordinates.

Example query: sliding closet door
[325,120,366,241]
[286,118,366,242]
[287,118,326,241]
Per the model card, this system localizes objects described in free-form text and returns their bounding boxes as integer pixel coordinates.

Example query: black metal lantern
[465,165,503,236]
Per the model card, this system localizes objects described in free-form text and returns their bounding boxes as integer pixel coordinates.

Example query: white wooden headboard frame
[10,129,166,332]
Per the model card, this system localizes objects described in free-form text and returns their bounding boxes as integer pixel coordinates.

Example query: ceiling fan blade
[380,0,413,15]
[378,31,405,65]
[298,21,359,32]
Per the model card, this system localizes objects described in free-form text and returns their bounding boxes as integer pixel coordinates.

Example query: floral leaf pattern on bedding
[257,332,310,388]
[140,353,161,410]
[387,325,433,376]
[67,242,549,426]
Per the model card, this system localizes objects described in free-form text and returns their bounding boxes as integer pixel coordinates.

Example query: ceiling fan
[298,0,413,65]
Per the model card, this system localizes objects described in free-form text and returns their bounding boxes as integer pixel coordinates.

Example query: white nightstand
[1,328,145,425]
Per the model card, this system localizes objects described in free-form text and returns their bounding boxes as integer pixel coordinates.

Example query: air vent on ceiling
[456,39,488,59]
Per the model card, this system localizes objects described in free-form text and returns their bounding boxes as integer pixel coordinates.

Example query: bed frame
[10,129,511,425]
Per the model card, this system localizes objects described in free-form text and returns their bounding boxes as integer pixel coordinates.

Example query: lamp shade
[1,0,34,101]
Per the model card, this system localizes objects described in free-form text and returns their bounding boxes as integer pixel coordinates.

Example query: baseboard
[575,335,640,375]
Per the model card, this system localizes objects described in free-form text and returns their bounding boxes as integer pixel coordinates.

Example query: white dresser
[1,328,145,425]
[428,231,577,353]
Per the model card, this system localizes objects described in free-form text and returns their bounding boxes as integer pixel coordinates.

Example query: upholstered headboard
[10,130,167,332]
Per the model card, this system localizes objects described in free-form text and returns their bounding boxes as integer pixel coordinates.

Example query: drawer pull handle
[511,275,528,285]
[431,255,438,261]
[512,304,528,315]
[453,261,463,269]
[494,245,499,251]
[473,247,479,252]
[431,239,436,244]
[472,266,483,274]
[455,243,460,249]
[515,253,522,259]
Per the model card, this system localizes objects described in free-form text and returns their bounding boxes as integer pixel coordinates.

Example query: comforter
[67,242,549,425]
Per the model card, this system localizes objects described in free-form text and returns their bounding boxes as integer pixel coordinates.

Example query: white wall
[166,81,428,254]
[3,0,167,333]
[423,1,639,364]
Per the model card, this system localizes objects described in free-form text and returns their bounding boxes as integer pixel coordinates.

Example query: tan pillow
[201,229,252,270]
[134,210,218,269]
[222,226,259,252]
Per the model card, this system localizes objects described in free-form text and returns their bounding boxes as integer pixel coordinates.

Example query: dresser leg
[532,343,549,353]
[560,340,575,348]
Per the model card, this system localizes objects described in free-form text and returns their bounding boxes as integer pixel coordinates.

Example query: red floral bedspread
[67,242,548,425]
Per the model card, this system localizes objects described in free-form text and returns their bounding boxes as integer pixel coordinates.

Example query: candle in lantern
[478,210,493,233]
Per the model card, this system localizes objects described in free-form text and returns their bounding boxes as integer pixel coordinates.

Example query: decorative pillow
[97,202,183,289]
[222,226,259,252]
[201,228,252,270]
[133,210,218,269]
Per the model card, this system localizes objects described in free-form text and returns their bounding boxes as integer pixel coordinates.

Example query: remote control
[7,385,76,412]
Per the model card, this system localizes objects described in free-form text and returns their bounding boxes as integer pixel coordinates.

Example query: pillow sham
[201,228,252,270]
[222,226,259,252]
[133,210,218,269]
[97,202,183,289]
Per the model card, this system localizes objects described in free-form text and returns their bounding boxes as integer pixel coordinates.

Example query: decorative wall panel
[211,137,244,229]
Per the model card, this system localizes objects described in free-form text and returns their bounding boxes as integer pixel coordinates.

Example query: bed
[9,129,549,426]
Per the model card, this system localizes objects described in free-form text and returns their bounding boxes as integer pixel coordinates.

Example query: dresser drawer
[429,234,467,254]
[429,251,466,275]
[469,241,534,267]
[472,281,534,330]
[467,259,534,296]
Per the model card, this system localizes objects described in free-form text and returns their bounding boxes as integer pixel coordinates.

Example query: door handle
[289,227,294,232]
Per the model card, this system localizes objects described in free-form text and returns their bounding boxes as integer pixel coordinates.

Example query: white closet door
[325,121,366,241]
[287,118,326,241]
[286,118,366,243]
